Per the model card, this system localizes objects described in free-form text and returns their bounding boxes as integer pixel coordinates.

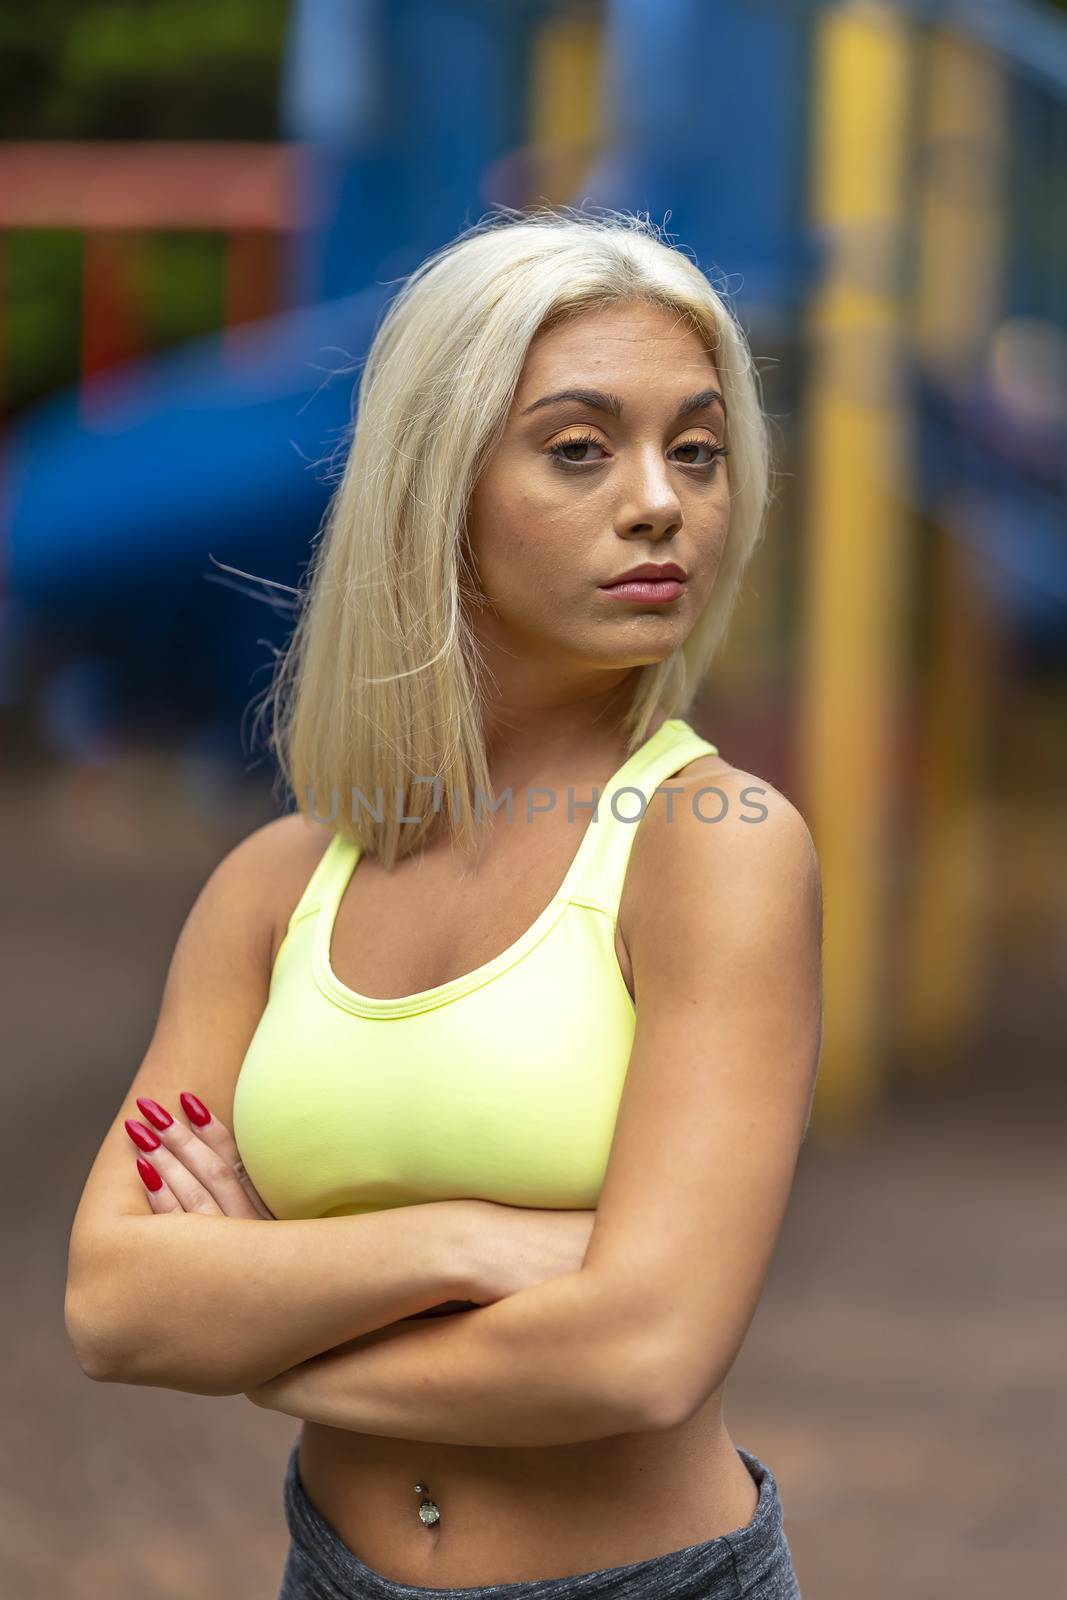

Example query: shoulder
[625,756,822,955]
[646,753,818,872]
[202,810,330,899]
[193,812,336,971]
[252,809,336,882]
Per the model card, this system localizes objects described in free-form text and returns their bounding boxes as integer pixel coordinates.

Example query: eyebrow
[521,385,727,423]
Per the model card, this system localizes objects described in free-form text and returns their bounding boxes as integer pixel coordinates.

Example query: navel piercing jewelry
[414,1480,441,1526]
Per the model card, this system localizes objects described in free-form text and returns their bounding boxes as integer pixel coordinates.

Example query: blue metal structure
[912,1,1067,654]
[3,0,1065,761]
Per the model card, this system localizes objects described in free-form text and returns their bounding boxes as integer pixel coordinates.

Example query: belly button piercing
[414,1480,441,1526]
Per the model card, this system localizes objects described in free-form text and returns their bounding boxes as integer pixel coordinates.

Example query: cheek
[469,480,574,595]
[705,485,732,550]
[479,533,572,621]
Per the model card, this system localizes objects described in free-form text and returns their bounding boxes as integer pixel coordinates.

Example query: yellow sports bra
[232,717,718,1221]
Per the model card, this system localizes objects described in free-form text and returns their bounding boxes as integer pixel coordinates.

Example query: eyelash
[547,430,729,471]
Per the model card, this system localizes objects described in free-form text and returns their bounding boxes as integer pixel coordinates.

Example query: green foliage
[0,0,289,139]
[3,229,230,412]
[0,3,288,413]
[5,230,83,409]
[143,232,226,349]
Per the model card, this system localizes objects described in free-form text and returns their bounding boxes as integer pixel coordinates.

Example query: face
[464,300,731,695]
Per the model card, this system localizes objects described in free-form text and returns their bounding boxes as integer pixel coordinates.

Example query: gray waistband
[281,1437,794,1599]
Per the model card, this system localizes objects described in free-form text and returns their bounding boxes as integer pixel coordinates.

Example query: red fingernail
[180,1092,211,1127]
[136,1157,163,1192]
[125,1118,161,1152]
[136,1097,173,1130]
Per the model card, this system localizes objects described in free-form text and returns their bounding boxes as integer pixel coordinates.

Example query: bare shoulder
[651,752,816,860]
[180,810,335,973]
[238,807,330,865]
[624,755,822,946]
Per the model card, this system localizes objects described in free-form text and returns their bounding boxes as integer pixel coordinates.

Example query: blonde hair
[252,204,773,867]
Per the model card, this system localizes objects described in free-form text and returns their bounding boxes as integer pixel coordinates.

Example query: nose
[614,445,684,541]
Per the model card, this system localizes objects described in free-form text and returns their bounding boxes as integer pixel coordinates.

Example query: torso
[264,727,761,1586]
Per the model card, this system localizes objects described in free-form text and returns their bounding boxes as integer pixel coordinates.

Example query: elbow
[65,1279,152,1386]
[580,1274,692,1434]
[65,1227,246,1395]
[624,1333,699,1433]
[65,1284,125,1384]
[614,1308,732,1432]
[637,1338,732,1432]
[590,1312,692,1434]
[73,1344,123,1385]
[64,1229,145,1384]
[64,1282,234,1395]
[67,1329,237,1396]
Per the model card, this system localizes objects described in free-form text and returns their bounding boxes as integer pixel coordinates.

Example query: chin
[587,640,686,670]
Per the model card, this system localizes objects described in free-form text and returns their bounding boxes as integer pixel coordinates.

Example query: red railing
[0,141,320,411]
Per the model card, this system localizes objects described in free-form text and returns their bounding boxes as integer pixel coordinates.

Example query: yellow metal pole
[912,28,1006,384]
[799,2,914,1135]
[525,9,602,206]
[899,524,999,1081]
[899,27,1007,1080]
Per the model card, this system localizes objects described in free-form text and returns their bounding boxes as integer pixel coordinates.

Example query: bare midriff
[295,1386,759,1587]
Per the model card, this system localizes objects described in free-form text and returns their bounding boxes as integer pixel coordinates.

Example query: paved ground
[2,754,1063,1598]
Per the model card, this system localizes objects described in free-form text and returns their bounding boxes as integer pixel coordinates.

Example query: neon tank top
[232,717,718,1220]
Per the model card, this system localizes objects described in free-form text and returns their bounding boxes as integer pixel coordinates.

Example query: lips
[603,563,687,586]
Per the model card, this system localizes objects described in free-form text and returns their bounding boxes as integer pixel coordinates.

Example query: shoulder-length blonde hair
[253,204,773,867]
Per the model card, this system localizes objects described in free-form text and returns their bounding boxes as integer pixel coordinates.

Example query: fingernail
[180,1092,211,1127]
[125,1118,161,1152]
[136,1097,173,1130]
[136,1157,163,1192]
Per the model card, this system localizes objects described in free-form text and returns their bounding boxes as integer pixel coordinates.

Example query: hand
[124,1093,276,1219]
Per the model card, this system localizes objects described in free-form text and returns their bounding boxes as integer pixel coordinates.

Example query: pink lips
[599,576,686,603]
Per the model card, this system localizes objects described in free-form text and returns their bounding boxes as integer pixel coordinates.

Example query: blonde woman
[66,207,821,1600]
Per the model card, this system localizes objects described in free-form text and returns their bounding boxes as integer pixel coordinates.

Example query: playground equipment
[2,0,1065,1129]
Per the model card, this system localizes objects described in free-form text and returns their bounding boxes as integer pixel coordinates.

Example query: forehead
[516,301,719,396]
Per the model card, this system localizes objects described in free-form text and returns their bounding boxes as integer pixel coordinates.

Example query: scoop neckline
[311,717,694,1018]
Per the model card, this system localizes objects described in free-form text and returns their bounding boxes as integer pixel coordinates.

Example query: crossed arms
[66,780,822,1447]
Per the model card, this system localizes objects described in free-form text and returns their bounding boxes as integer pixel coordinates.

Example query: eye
[546,431,729,470]
[547,430,607,466]
[673,438,729,468]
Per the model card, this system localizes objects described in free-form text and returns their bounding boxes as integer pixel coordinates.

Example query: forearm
[247,1265,665,1446]
[67,1201,480,1396]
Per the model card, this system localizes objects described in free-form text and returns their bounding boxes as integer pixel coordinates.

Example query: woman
[66,206,820,1599]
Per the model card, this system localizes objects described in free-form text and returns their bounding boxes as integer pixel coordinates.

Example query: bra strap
[285,830,354,931]
[566,724,719,921]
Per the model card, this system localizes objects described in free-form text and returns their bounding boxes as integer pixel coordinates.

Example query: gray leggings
[277,1439,801,1599]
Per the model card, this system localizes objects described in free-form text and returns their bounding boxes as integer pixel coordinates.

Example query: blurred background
[2,1,1064,1595]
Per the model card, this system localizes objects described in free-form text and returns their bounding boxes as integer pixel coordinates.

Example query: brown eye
[673,438,729,468]
[547,430,606,467]
[546,432,729,471]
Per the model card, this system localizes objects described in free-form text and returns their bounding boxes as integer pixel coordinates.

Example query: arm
[70,1202,481,1396]
[64,816,482,1396]
[581,771,823,1423]
[247,1261,667,1446]
[249,772,822,1441]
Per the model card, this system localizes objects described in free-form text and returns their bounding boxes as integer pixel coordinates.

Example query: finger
[124,1117,227,1216]
[176,1092,276,1220]
[135,1095,271,1219]
[135,1155,184,1214]
[231,1156,277,1220]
